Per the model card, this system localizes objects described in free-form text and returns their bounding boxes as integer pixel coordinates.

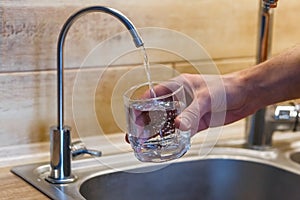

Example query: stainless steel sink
[11,144,300,200]
[80,158,300,200]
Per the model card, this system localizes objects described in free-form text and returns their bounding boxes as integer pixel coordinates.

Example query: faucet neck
[56,6,144,130]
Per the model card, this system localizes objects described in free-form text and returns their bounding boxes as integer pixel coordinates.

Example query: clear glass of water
[123,81,191,162]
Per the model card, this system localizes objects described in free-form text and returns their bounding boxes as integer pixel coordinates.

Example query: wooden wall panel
[0,70,70,145]
[2,1,300,72]
[1,0,300,146]
[1,0,261,72]
[0,64,177,146]
[273,1,300,53]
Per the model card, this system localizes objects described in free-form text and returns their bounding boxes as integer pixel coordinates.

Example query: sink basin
[11,146,300,200]
[80,159,300,200]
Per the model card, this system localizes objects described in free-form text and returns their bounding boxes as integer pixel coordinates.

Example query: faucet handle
[273,103,300,132]
[274,104,299,120]
[292,103,300,132]
[71,140,102,159]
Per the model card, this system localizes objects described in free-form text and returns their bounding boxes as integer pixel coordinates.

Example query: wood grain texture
[1,0,260,72]
[174,57,255,75]
[0,167,48,200]
[0,59,251,146]
[0,63,174,145]
[1,0,300,146]
[1,0,300,72]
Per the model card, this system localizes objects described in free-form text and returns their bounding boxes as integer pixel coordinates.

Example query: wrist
[231,66,269,113]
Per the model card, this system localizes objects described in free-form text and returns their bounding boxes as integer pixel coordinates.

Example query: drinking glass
[123,81,191,162]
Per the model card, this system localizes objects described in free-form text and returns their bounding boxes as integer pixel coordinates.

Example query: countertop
[0,166,49,200]
[0,120,249,200]
[0,143,50,199]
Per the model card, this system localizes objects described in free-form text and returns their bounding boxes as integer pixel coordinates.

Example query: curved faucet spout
[48,6,144,184]
[57,6,144,130]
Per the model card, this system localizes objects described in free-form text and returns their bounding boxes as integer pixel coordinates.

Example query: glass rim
[123,81,183,103]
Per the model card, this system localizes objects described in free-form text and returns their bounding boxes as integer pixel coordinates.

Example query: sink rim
[79,156,300,200]
[11,146,300,200]
[78,146,300,185]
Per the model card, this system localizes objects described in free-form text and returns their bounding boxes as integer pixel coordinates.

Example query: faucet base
[45,174,77,184]
[48,126,74,184]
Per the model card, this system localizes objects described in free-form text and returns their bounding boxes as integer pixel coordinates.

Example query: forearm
[238,45,300,109]
[158,46,300,133]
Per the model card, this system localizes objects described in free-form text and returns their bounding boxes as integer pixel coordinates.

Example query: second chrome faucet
[246,0,279,150]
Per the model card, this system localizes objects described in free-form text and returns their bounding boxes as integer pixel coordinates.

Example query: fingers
[176,112,227,136]
[175,99,204,136]
[124,73,230,142]
[125,75,198,143]
[175,91,226,136]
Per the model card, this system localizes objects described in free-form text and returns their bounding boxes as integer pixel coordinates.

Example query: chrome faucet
[264,103,300,135]
[246,0,278,149]
[46,6,144,184]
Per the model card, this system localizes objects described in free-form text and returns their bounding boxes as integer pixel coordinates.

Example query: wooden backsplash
[1,0,300,146]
